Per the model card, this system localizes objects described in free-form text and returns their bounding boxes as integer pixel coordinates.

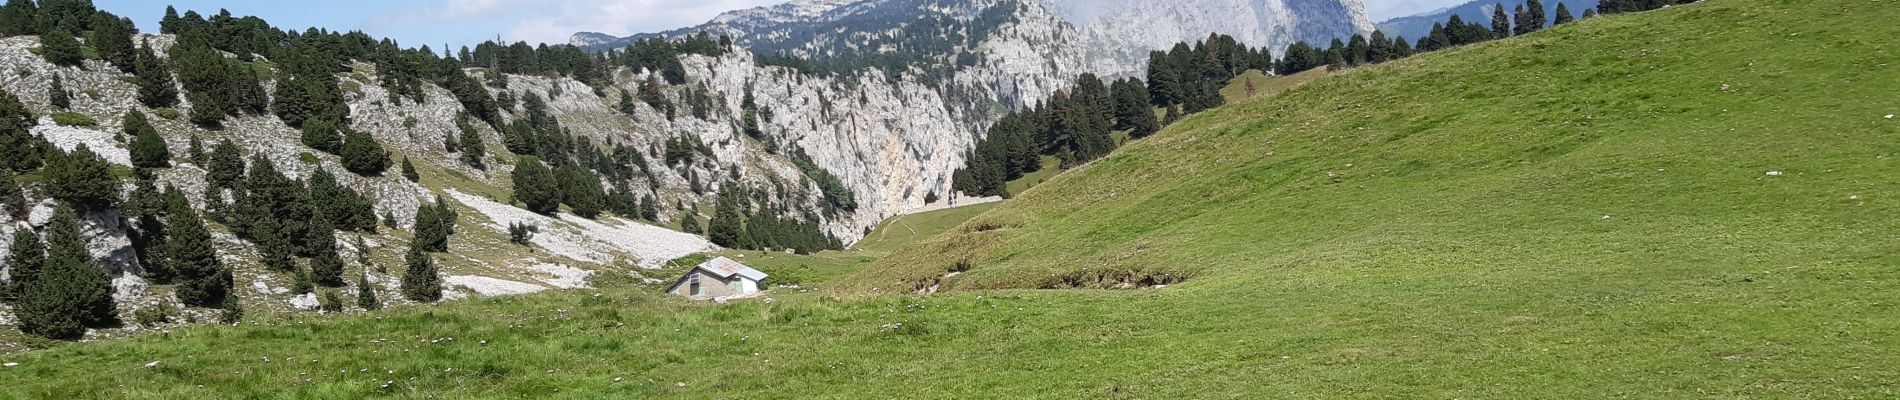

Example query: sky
[95,0,1466,49]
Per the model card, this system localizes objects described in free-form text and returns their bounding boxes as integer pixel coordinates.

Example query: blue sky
[95,0,1465,49]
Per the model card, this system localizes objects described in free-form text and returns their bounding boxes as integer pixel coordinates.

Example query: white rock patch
[445,275,547,297]
[34,120,131,167]
[529,263,594,289]
[287,293,319,311]
[448,190,715,267]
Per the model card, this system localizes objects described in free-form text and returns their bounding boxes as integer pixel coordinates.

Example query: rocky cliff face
[1039,0,1373,76]
[562,0,1374,235]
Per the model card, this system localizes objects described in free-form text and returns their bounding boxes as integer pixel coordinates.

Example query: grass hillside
[3,0,1898,398]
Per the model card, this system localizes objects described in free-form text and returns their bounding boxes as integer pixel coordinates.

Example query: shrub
[508,222,537,245]
[318,290,344,313]
[50,112,97,127]
[340,128,389,175]
[132,302,175,328]
[152,108,181,120]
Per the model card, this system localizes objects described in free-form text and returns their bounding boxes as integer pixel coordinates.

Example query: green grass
[50,111,98,127]
[6,0,1900,397]
[1221,67,1328,103]
[707,202,1001,289]
[1005,156,1061,196]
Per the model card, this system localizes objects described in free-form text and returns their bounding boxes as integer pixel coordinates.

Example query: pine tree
[206,140,245,190]
[38,26,84,67]
[187,135,205,165]
[45,145,120,210]
[2,229,44,302]
[400,157,419,182]
[0,0,39,37]
[680,213,703,235]
[48,73,70,110]
[399,247,440,303]
[1111,79,1160,139]
[355,273,379,310]
[512,156,560,214]
[1512,5,1534,36]
[253,216,295,272]
[1492,3,1512,37]
[318,289,343,313]
[308,220,345,287]
[1554,2,1576,25]
[0,168,23,220]
[1527,0,1549,31]
[89,14,136,73]
[0,88,40,172]
[556,165,605,219]
[18,205,117,340]
[340,128,389,175]
[167,206,230,308]
[457,120,485,169]
[133,39,179,108]
[708,192,745,248]
[129,117,171,168]
[411,196,457,253]
[307,167,377,233]
[1582,8,1597,19]
[299,119,343,154]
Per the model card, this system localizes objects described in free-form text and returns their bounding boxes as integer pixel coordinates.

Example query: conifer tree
[708,192,745,247]
[458,120,485,169]
[187,134,205,164]
[411,196,457,253]
[1582,8,1597,19]
[206,140,245,190]
[0,88,39,172]
[38,26,83,67]
[252,215,295,272]
[0,0,39,37]
[299,119,343,154]
[400,157,419,182]
[168,206,230,308]
[680,213,703,236]
[400,247,440,302]
[1111,79,1160,139]
[340,128,390,175]
[308,220,344,287]
[2,229,44,302]
[18,205,117,340]
[1527,0,1548,31]
[512,156,559,214]
[48,73,70,110]
[130,118,171,168]
[556,165,605,219]
[134,39,179,108]
[90,14,136,72]
[355,273,379,310]
[1554,2,1576,25]
[45,145,120,210]
[307,167,377,233]
[1492,3,1512,37]
[0,169,23,219]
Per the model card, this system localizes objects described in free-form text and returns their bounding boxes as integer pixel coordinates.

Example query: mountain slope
[6,0,1899,397]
